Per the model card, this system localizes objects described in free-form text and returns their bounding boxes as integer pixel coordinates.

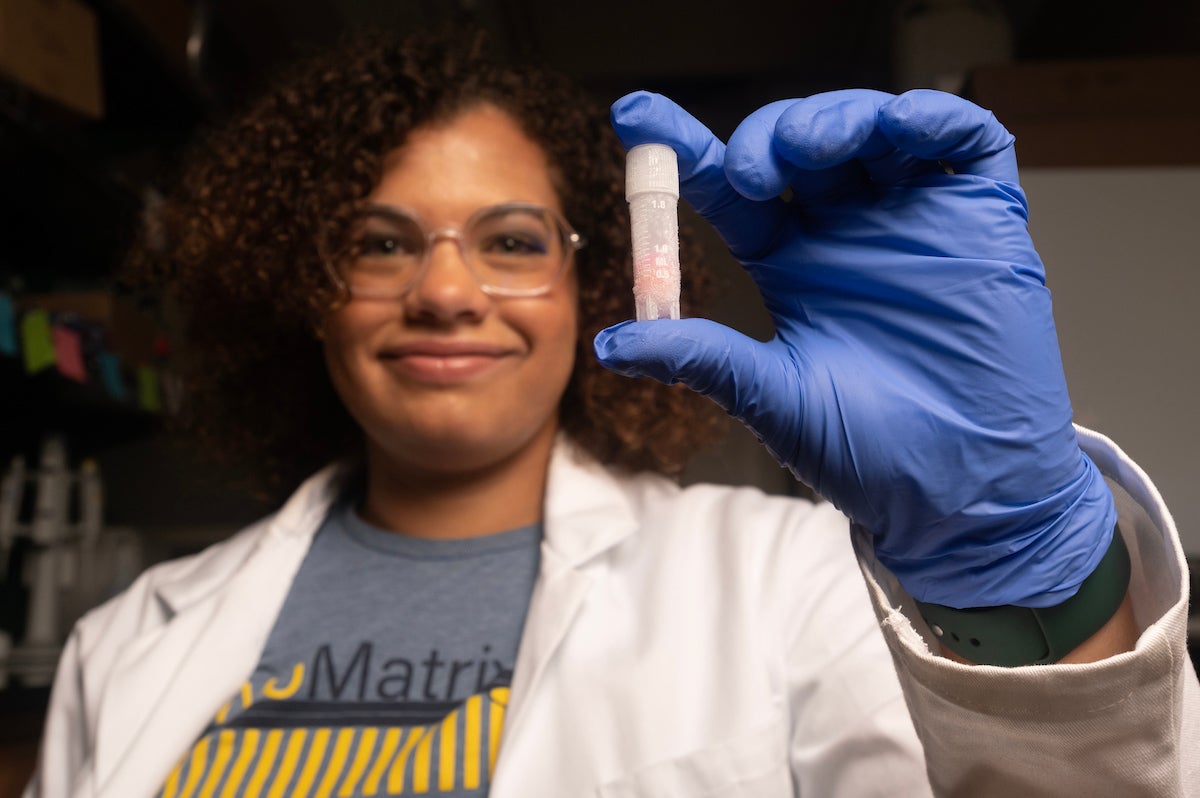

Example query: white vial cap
[626,143,679,200]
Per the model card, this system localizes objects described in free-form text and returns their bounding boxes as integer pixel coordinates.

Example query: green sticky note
[136,365,161,412]
[21,309,56,373]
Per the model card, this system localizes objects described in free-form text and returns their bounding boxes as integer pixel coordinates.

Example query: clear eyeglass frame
[322,201,587,300]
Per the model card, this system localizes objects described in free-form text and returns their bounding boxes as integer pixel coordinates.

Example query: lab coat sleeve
[852,427,1200,797]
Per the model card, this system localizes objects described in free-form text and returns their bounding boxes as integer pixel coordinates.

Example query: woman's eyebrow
[363,203,417,220]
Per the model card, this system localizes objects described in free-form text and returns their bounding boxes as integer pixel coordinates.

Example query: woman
[29,31,1197,797]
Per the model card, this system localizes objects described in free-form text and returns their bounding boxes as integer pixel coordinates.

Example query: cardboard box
[0,0,104,118]
[969,56,1200,167]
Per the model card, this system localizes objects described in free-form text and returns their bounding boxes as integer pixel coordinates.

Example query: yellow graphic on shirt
[158,663,509,797]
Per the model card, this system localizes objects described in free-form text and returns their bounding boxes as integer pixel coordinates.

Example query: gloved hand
[595,89,1117,609]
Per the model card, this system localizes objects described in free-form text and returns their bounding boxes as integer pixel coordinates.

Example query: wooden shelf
[0,357,159,463]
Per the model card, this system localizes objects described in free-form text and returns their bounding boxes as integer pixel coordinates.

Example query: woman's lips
[379,341,517,384]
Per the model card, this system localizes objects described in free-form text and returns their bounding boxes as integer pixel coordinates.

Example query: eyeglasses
[324,202,586,299]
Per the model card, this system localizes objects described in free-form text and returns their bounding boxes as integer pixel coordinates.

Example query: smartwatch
[915,526,1130,667]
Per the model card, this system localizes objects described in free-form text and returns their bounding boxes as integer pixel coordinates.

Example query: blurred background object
[893,0,1014,93]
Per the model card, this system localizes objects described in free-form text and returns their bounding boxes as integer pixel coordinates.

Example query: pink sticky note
[52,325,87,382]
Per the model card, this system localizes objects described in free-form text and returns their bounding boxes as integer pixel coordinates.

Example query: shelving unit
[0,0,252,454]
[0,3,250,779]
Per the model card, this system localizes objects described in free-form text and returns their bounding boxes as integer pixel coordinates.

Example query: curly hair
[125,29,725,498]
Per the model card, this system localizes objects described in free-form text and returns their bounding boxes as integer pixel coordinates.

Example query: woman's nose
[403,238,491,324]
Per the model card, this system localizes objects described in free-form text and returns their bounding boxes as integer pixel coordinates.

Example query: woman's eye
[366,237,395,254]
[363,234,417,256]
[485,234,547,256]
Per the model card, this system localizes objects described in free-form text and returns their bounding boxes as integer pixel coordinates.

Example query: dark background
[7,0,1200,290]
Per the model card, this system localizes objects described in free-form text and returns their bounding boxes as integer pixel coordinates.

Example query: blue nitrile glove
[595,89,1117,609]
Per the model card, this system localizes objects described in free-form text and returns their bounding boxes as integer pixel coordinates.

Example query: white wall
[1022,167,1200,554]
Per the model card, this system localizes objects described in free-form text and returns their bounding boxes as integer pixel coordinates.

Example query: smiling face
[321,104,579,479]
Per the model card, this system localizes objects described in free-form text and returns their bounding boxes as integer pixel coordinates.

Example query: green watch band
[914,526,1130,667]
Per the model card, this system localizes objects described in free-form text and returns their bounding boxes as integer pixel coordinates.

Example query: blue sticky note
[97,352,128,401]
[0,294,15,356]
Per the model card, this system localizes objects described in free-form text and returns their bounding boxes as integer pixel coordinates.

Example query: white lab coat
[25,427,1200,797]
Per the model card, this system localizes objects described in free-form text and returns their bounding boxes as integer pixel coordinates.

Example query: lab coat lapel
[86,445,631,794]
[93,467,341,797]
[94,530,310,797]
[494,441,638,790]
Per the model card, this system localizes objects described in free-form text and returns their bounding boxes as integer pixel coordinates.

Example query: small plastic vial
[626,143,680,321]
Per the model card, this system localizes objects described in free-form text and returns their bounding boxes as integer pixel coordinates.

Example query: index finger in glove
[611,91,788,259]
[593,318,791,427]
[878,90,1018,183]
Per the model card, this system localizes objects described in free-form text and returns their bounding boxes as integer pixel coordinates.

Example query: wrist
[915,525,1131,667]
[881,455,1117,608]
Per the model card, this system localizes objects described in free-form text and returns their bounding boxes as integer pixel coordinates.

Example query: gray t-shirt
[156,494,541,797]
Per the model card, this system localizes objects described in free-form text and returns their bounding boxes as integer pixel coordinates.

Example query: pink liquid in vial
[634,255,680,321]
